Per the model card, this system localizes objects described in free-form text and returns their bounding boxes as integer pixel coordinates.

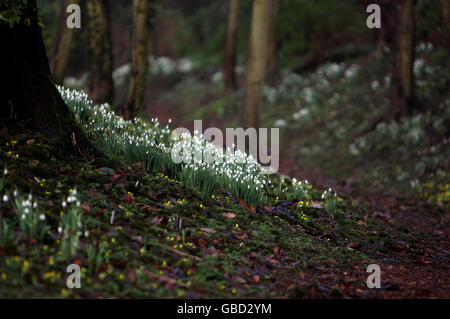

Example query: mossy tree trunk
[50,0,79,85]
[392,0,416,117]
[0,0,102,156]
[241,0,273,129]
[118,0,151,120]
[224,0,240,95]
[86,0,114,104]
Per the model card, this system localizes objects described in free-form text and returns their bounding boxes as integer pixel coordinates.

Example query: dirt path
[279,156,449,298]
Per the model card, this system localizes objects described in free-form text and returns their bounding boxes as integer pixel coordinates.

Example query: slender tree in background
[86,0,114,104]
[392,0,415,117]
[266,0,280,79]
[0,0,100,155]
[224,0,240,95]
[50,0,79,85]
[118,0,151,120]
[241,0,273,129]
[443,0,450,46]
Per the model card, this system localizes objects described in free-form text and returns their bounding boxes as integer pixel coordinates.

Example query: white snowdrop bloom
[58,226,63,234]
[39,214,46,221]
[84,231,89,237]
[13,190,18,197]
[62,201,67,208]
[33,202,38,209]
[24,208,30,214]
[371,80,380,90]
[273,119,287,127]
[22,215,26,220]
[3,168,7,175]
[212,71,223,84]
[2,194,8,202]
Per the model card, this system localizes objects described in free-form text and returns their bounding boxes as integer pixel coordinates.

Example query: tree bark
[392,0,415,117]
[118,0,151,120]
[241,0,273,129]
[50,0,79,85]
[0,0,102,156]
[443,0,450,47]
[224,0,240,95]
[86,0,114,104]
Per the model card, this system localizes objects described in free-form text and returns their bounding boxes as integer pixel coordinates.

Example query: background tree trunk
[50,0,79,85]
[0,0,99,155]
[443,0,450,47]
[241,0,273,129]
[392,0,415,117]
[86,0,114,104]
[118,0,151,120]
[224,0,240,95]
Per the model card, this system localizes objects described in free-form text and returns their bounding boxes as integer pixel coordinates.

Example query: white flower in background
[345,65,359,78]
[264,86,277,104]
[212,71,223,84]
[371,80,380,90]
[39,214,46,221]
[178,58,193,73]
[274,119,287,127]
[2,194,8,202]
[292,108,310,120]
[303,87,314,104]
[112,63,131,87]
[414,59,425,76]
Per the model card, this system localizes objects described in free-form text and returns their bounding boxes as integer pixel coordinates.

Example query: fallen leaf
[310,201,323,209]
[201,227,217,234]
[222,212,236,219]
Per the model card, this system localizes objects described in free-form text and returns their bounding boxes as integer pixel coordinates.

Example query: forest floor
[0,48,448,298]
[0,132,448,298]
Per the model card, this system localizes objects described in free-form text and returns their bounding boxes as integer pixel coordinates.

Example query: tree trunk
[392,0,415,117]
[443,0,450,47]
[241,0,273,129]
[0,0,101,156]
[86,0,114,104]
[118,0,151,120]
[266,0,280,80]
[50,0,79,85]
[224,0,240,95]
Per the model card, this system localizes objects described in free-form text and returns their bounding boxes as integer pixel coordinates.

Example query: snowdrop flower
[2,194,8,202]
[39,214,46,221]
[58,226,63,234]
[274,119,287,128]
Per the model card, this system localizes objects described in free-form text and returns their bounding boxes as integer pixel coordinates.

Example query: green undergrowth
[0,131,423,298]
